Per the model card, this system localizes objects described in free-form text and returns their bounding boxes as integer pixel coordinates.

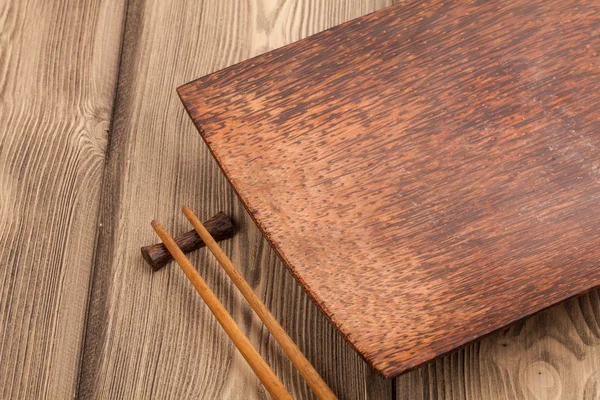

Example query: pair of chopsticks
[152,206,337,400]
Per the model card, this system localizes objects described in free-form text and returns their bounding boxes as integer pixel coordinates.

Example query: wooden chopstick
[182,206,338,400]
[151,220,293,400]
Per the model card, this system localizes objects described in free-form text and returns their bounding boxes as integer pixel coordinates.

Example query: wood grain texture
[77,0,392,398]
[396,289,600,399]
[178,0,600,378]
[7,1,600,398]
[0,0,125,398]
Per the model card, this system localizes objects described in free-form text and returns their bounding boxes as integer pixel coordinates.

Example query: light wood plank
[78,0,393,398]
[0,0,126,398]
[395,290,600,399]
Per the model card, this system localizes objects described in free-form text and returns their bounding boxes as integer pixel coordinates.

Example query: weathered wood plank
[78,0,392,398]
[396,290,600,399]
[5,1,600,398]
[0,0,126,398]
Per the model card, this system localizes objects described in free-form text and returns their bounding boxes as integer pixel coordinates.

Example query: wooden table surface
[1,0,599,398]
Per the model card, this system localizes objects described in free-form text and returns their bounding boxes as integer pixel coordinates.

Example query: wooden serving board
[178,0,600,378]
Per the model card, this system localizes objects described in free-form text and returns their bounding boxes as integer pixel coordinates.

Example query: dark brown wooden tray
[178,0,600,378]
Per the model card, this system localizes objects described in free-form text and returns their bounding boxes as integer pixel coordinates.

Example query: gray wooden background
[1,0,599,398]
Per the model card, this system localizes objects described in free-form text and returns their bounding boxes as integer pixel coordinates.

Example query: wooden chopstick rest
[141,211,234,271]
[182,206,338,400]
[151,220,293,400]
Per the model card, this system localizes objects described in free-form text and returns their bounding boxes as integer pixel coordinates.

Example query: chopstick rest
[142,212,234,270]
